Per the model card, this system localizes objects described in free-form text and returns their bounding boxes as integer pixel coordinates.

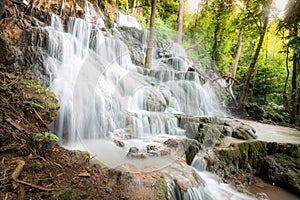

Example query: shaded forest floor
[0,66,156,200]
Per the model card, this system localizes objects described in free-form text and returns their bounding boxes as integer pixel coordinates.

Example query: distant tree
[145,0,157,68]
[278,0,300,123]
[177,0,184,44]
[230,27,244,87]
[239,0,272,108]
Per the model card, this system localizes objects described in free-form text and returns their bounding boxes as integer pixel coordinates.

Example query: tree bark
[177,0,184,44]
[132,0,137,14]
[239,9,270,108]
[211,20,220,69]
[283,47,289,112]
[145,0,157,68]
[290,50,297,123]
[125,0,129,14]
[230,27,244,86]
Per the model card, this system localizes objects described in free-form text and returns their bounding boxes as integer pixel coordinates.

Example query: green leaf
[34,133,44,140]
[49,133,60,142]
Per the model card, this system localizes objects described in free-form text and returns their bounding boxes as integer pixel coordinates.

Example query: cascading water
[41,3,257,199]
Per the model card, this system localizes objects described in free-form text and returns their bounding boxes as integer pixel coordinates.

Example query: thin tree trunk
[125,0,129,14]
[230,27,244,86]
[211,20,220,69]
[283,47,289,112]
[291,51,297,123]
[177,0,184,44]
[132,0,137,14]
[145,0,157,68]
[239,10,270,108]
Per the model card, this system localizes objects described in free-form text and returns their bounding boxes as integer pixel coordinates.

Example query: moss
[184,139,201,165]
[79,151,90,163]
[22,78,59,124]
[238,141,267,169]
[153,176,170,200]
[217,146,241,170]
[58,189,87,200]
[267,142,300,157]
[232,129,252,140]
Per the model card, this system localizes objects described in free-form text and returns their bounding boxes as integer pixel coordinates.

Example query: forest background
[108,0,300,125]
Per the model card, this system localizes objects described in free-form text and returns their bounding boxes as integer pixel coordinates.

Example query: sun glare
[274,0,288,18]
[188,0,289,17]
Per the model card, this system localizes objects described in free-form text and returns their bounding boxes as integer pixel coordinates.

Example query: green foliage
[23,100,44,113]
[104,0,298,122]
[34,132,60,142]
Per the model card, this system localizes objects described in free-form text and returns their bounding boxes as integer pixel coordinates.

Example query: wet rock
[256,192,270,200]
[259,152,300,195]
[118,27,144,65]
[163,138,179,148]
[127,146,140,158]
[210,141,300,196]
[183,139,201,165]
[224,119,257,140]
[232,128,253,140]
[153,176,170,200]
[114,139,125,147]
[245,103,284,124]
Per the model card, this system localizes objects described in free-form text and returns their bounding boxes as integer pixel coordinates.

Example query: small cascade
[117,11,142,30]
[166,155,257,200]
[85,1,105,28]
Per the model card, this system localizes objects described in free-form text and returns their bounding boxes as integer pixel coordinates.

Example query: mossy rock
[183,139,201,165]
[153,176,170,200]
[260,154,300,195]
[232,129,252,140]
[22,78,59,124]
[58,189,87,200]
[267,142,300,157]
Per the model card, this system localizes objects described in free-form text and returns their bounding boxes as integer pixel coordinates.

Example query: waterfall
[37,5,258,200]
[45,12,225,143]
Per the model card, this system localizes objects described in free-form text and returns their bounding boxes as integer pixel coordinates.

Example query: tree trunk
[132,0,137,14]
[239,9,270,108]
[211,20,220,69]
[177,0,184,44]
[290,51,297,123]
[145,0,157,68]
[230,27,244,86]
[0,0,5,19]
[125,0,129,14]
[283,47,289,112]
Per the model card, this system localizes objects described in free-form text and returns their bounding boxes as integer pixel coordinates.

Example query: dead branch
[185,38,205,51]
[13,179,61,191]
[5,118,24,131]
[33,108,48,129]
[185,42,200,51]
